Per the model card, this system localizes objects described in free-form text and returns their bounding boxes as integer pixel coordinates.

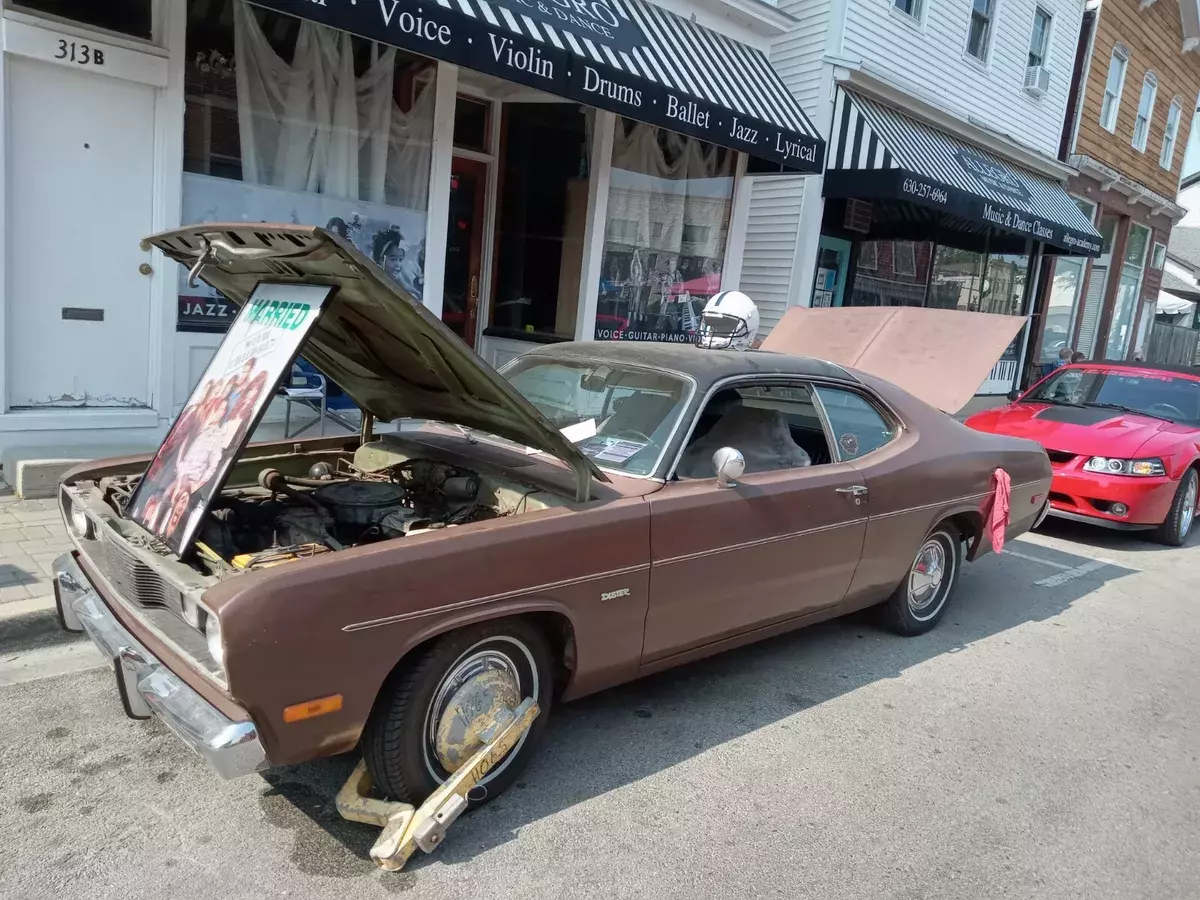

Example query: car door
[642,379,870,663]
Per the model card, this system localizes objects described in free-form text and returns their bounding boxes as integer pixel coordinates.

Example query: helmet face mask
[696,291,759,351]
[698,314,750,350]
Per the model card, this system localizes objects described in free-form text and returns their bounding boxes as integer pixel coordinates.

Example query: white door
[6,56,156,408]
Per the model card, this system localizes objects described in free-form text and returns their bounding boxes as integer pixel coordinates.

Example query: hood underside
[761,306,1028,414]
[148,224,606,499]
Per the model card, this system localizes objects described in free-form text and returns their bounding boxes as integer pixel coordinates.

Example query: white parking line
[1034,559,1113,587]
[1002,548,1074,570]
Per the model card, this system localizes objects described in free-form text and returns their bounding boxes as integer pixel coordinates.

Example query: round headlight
[205,614,225,669]
[69,506,94,540]
[1107,459,1124,473]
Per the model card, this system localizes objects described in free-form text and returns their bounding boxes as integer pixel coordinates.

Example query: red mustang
[966,362,1200,545]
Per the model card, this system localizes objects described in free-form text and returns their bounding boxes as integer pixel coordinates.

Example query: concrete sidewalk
[0,485,68,611]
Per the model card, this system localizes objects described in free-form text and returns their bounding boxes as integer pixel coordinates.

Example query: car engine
[196,458,498,569]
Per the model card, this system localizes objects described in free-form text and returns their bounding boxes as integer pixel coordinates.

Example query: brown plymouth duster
[54,224,1051,805]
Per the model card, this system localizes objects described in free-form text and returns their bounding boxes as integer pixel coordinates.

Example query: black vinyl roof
[521,341,857,392]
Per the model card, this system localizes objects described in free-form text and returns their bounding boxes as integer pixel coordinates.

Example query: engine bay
[192,458,511,570]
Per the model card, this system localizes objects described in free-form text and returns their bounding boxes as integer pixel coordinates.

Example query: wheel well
[369,611,578,720]
[947,511,982,549]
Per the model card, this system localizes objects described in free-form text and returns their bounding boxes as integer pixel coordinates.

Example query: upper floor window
[10,0,152,39]
[966,0,996,61]
[893,0,921,21]
[1027,8,1053,68]
[1100,44,1130,132]
[1133,72,1158,152]
[1160,96,1183,169]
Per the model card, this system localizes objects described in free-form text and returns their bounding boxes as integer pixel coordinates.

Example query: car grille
[1046,449,1076,465]
[98,531,184,615]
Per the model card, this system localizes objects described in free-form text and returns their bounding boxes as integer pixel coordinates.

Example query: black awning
[822,89,1102,256]
[250,0,824,171]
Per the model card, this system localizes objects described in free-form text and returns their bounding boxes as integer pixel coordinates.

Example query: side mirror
[712,447,745,488]
[1007,389,1022,402]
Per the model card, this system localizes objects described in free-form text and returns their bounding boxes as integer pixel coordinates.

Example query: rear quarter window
[814,387,896,460]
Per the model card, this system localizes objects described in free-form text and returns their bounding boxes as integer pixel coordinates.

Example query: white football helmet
[696,291,759,351]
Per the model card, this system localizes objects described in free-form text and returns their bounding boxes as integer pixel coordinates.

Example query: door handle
[836,485,868,505]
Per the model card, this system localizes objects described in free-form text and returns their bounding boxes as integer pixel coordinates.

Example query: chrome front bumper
[53,553,267,780]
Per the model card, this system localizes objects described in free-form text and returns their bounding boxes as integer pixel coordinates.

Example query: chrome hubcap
[1182,478,1197,536]
[427,650,521,773]
[908,539,946,615]
[422,637,538,792]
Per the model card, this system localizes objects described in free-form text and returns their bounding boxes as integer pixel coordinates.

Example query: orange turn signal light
[283,694,344,723]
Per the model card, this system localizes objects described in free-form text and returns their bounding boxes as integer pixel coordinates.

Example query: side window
[676,382,834,479]
[814,387,896,460]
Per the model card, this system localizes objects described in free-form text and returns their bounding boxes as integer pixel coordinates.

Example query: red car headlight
[1082,457,1166,477]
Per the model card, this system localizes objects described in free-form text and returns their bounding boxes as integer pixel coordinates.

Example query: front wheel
[878,525,962,636]
[1153,468,1198,547]
[362,618,554,806]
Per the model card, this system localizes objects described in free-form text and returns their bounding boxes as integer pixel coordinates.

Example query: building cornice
[667,0,796,38]
[1069,154,1188,220]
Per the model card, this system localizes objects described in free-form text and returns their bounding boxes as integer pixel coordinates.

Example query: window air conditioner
[1024,65,1050,97]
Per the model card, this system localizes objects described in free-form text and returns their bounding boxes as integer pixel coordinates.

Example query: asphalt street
[1,518,1197,900]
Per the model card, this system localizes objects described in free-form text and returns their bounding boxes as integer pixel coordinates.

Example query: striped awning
[249,0,823,170]
[824,89,1101,256]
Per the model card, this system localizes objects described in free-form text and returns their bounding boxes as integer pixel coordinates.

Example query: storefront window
[982,253,1030,316]
[928,246,985,310]
[1040,257,1086,362]
[849,241,932,306]
[179,0,436,332]
[1105,223,1151,360]
[595,119,735,342]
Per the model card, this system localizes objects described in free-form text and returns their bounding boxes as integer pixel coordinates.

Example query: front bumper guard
[53,552,267,780]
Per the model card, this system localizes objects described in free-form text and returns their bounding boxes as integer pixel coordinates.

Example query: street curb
[0,594,54,621]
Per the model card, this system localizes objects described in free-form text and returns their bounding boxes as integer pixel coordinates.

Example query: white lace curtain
[608,121,733,266]
[233,0,433,211]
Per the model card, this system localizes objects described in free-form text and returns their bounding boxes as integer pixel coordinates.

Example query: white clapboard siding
[842,0,1082,159]
[741,175,808,337]
[772,0,834,118]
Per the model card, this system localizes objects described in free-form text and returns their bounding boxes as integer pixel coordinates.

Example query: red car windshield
[1026,367,1200,425]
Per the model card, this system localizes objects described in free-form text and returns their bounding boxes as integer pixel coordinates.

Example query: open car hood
[761,306,1027,414]
[148,224,607,500]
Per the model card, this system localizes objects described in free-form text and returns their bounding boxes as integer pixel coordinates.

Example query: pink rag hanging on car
[980,468,1012,553]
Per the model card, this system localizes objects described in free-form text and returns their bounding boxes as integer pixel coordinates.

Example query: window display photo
[595,120,735,342]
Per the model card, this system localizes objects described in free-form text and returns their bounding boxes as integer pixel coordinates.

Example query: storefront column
[720,153,751,287]
[421,61,459,322]
[0,16,9,414]
[1014,242,1041,387]
[150,0,188,417]
[573,109,615,342]
[790,176,827,309]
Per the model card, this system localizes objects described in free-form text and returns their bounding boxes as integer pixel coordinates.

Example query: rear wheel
[362,618,554,805]
[879,525,962,636]
[1153,468,1198,547]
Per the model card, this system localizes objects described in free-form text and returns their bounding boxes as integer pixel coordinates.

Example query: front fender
[215,497,651,767]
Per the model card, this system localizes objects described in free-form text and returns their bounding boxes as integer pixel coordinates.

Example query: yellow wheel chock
[336,697,539,871]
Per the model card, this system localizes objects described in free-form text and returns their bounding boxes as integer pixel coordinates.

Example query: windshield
[1026,367,1200,424]
[502,357,690,476]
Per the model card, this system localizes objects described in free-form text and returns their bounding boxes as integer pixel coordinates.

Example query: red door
[442,156,488,347]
